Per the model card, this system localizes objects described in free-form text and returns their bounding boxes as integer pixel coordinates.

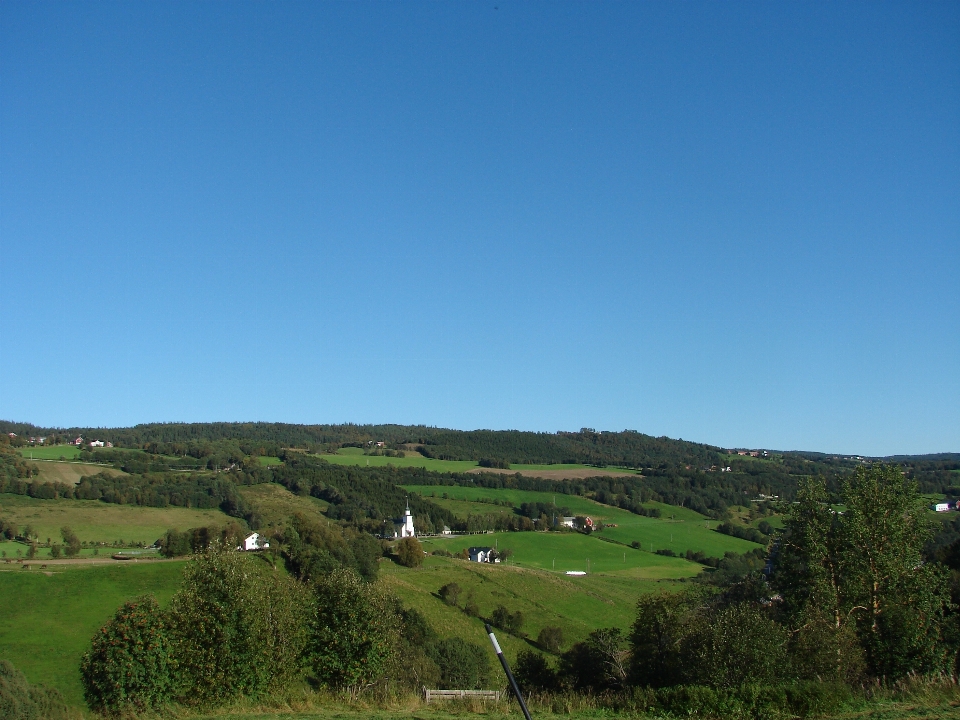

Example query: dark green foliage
[281,512,381,581]
[514,650,559,692]
[774,466,953,680]
[478,457,510,469]
[0,515,16,540]
[60,526,81,557]
[427,638,491,690]
[79,596,173,713]
[715,521,767,544]
[167,545,308,703]
[561,627,629,692]
[0,660,69,720]
[537,625,564,652]
[395,536,423,568]
[490,604,524,636]
[438,581,462,606]
[309,568,399,691]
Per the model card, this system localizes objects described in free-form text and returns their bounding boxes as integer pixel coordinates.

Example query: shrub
[491,604,524,636]
[537,626,564,653]
[0,660,70,720]
[309,567,399,691]
[438,582,462,606]
[167,544,308,703]
[514,650,558,692]
[80,595,173,713]
[428,638,491,689]
[395,536,423,568]
[61,526,81,557]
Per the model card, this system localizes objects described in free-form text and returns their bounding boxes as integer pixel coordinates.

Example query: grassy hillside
[0,560,187,708]
[420,531,702,578]
[0,493,234,544]
[238,482,329,526]
[381,553,684,669]
[404,485,762,557]
[31,460,126,485]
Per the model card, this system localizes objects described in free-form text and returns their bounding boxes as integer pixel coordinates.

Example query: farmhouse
[468,547,499,563]
[931,502,953,513]
[560,517,576,528]
[241,532,270,551]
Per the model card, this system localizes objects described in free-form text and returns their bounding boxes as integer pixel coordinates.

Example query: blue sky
[1,1,957,456]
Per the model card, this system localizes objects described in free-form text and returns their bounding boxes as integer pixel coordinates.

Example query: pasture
[238,482,329,526]
[380,553,683,665]
[0,560,187,708]
[405,485,762,557]
[30,460,126,485]
[315,447,640,479]
[0,493,234,544]
[419,531,701,578]
[18,444,82,460]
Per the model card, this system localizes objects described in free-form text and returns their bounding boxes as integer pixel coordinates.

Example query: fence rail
[423,688,501,702]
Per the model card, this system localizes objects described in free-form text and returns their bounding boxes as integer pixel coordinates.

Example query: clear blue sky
[1,2,957,456]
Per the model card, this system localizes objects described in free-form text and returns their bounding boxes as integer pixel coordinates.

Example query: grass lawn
[18,444,81,460]
[0,560,188,708]
[405,485,761,557]
[0,493,235,544]
[258,455,283,466]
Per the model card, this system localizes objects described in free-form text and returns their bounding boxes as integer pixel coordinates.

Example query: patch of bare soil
[466,467,639,480]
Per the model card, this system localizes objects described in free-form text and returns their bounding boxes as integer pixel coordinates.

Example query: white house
[560,517,576,528]
[932,502,952,513]
[90,440,104,448]
[241,532,270,551]
[469,547,499,563]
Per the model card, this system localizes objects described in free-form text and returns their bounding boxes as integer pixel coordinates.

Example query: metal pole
[485,623,532,720]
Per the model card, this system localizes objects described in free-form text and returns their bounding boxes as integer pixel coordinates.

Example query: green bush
[428,637,491,690]
[167,544,308,704]
[395,536,423,568]
[309,567,399,691]
[80,595,173,713]
[0,660,70,720]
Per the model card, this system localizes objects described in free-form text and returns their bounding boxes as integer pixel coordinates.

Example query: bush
[309,567,399,691]
[438,582,462,606]
[514,650,558,692]
[491,604,524,636]
[80,596,173,713]
[537,626,564,653]
[167,544,308,703]
[0,660,69,720]
[395,536,423,568]
[61,526,81,557]
[428,638,491,689]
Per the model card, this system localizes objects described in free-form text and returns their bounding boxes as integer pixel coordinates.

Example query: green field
[30,460,126,486]
[381,553,682,663]
[238,482,329,527]
[18,444,82,460]
[405,485,761,557]
[313,447,640,477]
[0,493,235,544]
[258,455,284,466]
[0,560,187,708]
[419,531,701,577]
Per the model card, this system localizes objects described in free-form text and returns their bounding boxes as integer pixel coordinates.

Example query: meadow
[18,444,82,460]
[313,447,640,478]
[238,482,329,526]
[404,485,761,557]
[0,560,187,708]
[0,493,234,544]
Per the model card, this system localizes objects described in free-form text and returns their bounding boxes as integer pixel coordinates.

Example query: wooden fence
[423,688,502,703]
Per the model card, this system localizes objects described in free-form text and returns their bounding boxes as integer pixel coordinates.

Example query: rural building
[469,547,499,563]
[241,532,270,551]
[441,526,452,535]
[932,502,953,513]
[392,501,416,538]
[72,436,83,445]
[560,517,576,528]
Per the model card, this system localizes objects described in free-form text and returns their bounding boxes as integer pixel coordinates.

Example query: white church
[392,500,416,539]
